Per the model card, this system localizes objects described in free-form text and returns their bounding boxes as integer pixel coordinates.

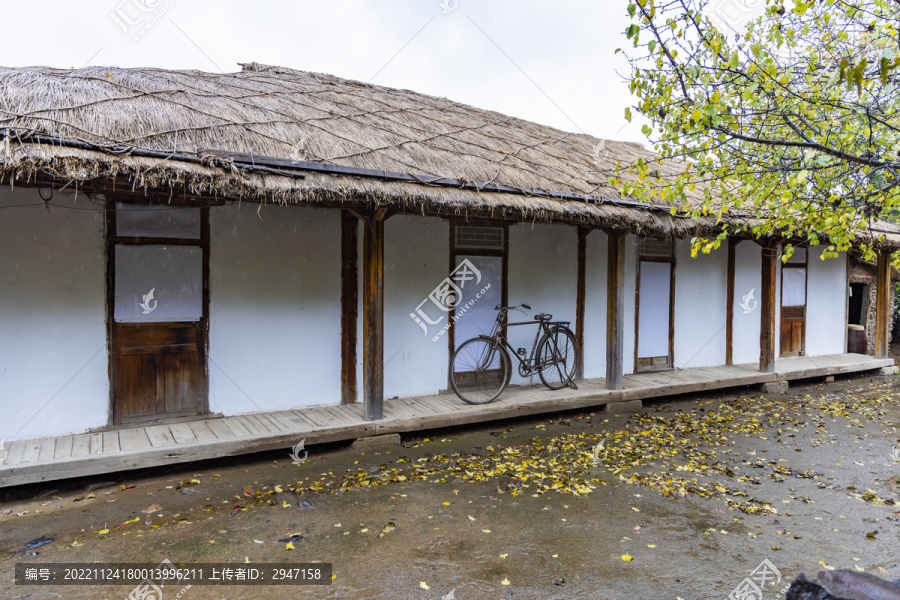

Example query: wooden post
[362,209,388,421]
[759,242,778,373]
[340,212,358,404]
[725,239,736,366]
[875,248,892,359]
[575,227,590,380]
[606,231,625,390]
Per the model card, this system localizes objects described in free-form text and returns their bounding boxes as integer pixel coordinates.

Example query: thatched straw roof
[0,62,898,247]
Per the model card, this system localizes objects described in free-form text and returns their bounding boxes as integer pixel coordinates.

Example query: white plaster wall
[623,235,638,375]
[507,223,578,385]
[806,247,847,356]
[0,188,109,441]
[732,241,762,365]
[673,239,728,369]
[383,215,450,398]
[209,204,341,413]
[583,230,608,379]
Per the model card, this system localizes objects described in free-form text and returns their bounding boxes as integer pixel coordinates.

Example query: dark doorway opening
[848,282,866,325]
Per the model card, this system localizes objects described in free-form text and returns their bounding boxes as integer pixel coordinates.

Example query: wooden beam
[875,248,892,359]
[759,242,778,373]
[363,211,388,421]
[606,232,626,390]
[341,212,359,404]
[725,239,737,366]
[575,227,590,380]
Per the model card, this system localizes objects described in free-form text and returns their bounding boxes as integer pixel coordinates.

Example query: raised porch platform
[0,354,892,488]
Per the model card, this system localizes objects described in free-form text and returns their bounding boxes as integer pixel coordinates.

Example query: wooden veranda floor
[0,354,892,488]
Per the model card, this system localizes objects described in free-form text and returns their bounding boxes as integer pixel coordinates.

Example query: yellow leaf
[501,578,511,585]
[500,553,508,558]
[647,544,657,548]
[360,529,368,533]
[274,485,283,493]
[482,529,491,533]
[285,542,294,550]
[420,582,430,590]
[443,502,450,506]
[621,555,633,561]
[282,502,290,508]
[632,507,640,512]
[468,515,476,521]
[97,529,109,535]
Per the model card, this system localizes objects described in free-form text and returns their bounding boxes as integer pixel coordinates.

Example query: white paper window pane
[453,256,503,368]
[116,203,201,239]
[638,261,671,358]
[115,245,203,322]
[785,247,807,264]
[782,268,806,307]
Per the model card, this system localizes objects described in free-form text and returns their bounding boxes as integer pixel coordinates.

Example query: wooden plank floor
[0,354,891,488]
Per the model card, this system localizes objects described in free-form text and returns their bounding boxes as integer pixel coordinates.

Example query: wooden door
[779,248,807,357]
[635,239,676,372]
[108,200,210,425]
[447,223,508,387]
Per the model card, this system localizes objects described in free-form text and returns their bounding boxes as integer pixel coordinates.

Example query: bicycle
[449,304,578,405]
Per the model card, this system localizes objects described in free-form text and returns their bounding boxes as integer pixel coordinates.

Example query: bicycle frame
[481,309,567,376]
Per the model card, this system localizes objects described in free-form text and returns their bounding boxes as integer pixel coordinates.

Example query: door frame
[447,219,510,361]
[105,196,211,426]
[779,245,808,357]
[634,240,676,373]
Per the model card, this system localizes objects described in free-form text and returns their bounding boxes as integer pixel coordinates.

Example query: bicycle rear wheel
[536,327,577,390]
[449,338,510,405]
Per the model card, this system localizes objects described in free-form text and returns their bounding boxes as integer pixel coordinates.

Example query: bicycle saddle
[535,313,552,321]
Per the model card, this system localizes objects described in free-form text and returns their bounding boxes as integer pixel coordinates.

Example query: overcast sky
[3,1,646,144]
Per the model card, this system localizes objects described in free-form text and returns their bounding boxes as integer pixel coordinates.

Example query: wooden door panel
[114,323,205,424]
[161,351,201,413]
[116,354,160,419]
[780,316,804,356]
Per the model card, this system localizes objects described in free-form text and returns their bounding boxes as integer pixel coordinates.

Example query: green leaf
[625,107,633,122]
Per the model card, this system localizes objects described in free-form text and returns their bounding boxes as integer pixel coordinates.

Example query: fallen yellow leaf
[621,555,633,562]
[501,578,511,585]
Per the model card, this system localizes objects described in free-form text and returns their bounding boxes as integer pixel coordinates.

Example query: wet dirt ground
[2,373,900,600]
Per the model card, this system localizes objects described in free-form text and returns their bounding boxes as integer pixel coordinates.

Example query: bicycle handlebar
[495,303,531,311]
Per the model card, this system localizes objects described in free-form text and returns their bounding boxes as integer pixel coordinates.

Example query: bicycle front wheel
[449,338,510,405]
[536,327,577,390]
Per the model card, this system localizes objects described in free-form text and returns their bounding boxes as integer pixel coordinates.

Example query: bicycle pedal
[517,348,526,356]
